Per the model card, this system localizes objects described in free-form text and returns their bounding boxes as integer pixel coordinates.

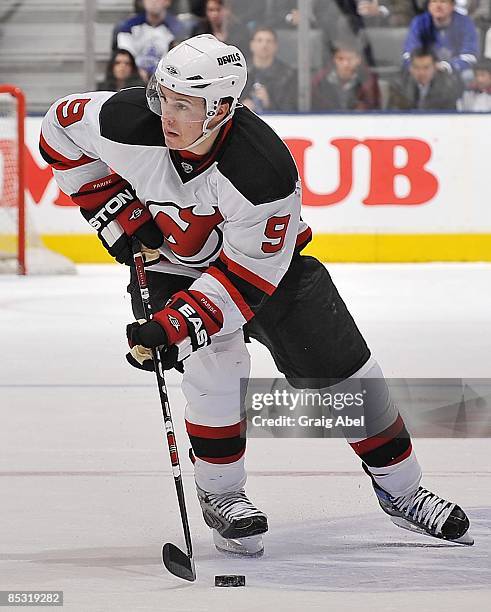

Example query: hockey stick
[131,237,196,582]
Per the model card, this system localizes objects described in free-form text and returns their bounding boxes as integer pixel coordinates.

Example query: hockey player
[40,34,473,555]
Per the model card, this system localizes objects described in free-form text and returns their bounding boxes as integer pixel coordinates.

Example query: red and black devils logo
[148,201,223,266]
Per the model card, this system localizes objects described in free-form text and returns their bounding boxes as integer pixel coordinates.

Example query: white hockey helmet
[147,34,247,145]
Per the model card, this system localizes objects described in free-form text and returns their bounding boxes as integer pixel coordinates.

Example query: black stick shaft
[131,238,193,560]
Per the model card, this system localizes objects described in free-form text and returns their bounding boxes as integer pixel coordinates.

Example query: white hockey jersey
[40,87,312,335]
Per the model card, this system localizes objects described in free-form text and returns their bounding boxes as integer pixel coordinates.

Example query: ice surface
[1,264,490,611]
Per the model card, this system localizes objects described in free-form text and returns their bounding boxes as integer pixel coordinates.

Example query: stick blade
[162,543,196,581]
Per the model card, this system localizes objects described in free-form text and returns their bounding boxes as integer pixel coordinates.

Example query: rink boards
[13,113,491,262]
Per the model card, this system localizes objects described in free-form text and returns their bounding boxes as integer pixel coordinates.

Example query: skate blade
[213,530,264,557]
[390,516,474,545]
[451,530,474,546]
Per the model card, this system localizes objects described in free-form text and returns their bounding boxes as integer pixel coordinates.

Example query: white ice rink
[1,263,490,612]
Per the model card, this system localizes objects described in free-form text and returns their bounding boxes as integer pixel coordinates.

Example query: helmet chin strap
[173,111,233,152]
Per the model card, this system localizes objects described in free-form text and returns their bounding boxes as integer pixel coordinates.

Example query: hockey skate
[364,465,473,545]
[197,486,268,556]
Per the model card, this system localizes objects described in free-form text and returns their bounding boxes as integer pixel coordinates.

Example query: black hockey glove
[125,319,185,373]
[125,320,183,372]
[126,289,224,371]
[72,173,164,265]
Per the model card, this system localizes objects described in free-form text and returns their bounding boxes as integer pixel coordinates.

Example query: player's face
[159,86,208,149]
[410,56,436,85]
[428,0,454,22]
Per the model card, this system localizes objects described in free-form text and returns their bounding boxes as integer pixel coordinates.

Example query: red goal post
[0,85,75,275]
[0,84,26,274]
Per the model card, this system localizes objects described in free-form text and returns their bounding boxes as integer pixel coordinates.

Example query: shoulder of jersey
[99,87,165,147]
[217,106,298,206]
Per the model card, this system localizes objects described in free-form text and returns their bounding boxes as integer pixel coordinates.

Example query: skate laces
[394,487,455,534]
[204,490,263,521]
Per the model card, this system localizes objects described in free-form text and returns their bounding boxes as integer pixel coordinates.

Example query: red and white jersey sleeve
[40,92,115,195]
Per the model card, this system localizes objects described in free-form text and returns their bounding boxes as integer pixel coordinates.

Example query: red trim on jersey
[196,120,232,173]
[349,414,405,456]
[296,226,313,249]
[39,132,96,171]
[73,174,126,210]
[185,419,246,440]
[387,444,413,466]
[198,448,246,464]
[205,266,255,321]
[219,252,277,296]
[179,149,205,161]
[187,290,224,327]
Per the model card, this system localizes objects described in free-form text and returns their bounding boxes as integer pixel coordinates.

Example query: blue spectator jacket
[403,10,478,73]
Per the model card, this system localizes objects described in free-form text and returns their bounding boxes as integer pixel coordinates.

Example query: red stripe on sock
[386,443,413,466]
[186,419,246,439]
[349,414,405,456]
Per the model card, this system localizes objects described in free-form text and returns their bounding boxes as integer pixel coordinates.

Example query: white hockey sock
[194,456,247,494]
[368,449,422,498]
[342,358,423,497]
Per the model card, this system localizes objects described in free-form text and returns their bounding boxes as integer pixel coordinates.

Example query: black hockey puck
[214,575,246,587]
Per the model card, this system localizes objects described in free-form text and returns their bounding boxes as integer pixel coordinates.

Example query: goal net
[0,85,75,274]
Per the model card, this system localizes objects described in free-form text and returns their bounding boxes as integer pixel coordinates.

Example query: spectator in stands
[403,0,479,84]
[191,0,250,53]
[365,1,486,28]
[98,49,146,91]
[241,27,297,112]
[374,1,425,27]
[311,40,380,110]
[113,0,185,81]
[314,0,376,66]
[457,57,491,110]
[389,47,463,109]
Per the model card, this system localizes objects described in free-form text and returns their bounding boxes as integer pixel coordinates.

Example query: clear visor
[146,74,208,124]
[146,73,162,116]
